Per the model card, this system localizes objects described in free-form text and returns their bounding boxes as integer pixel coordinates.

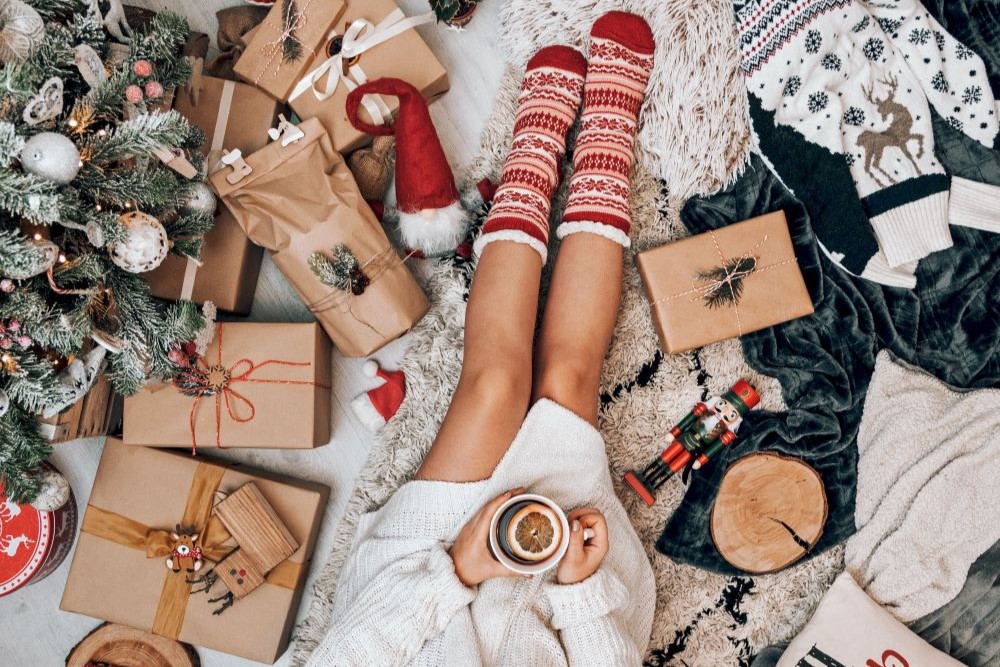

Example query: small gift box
[122,322,332,450]
[209,117,430,357]
[636,210,814,354]
[60,440,329,663]
[237,0,449,153]
[35,368,122,444]
[146,74,284,313]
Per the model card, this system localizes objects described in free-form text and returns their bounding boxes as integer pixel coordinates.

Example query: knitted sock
[559,11,655,247]
[473,46,587,262]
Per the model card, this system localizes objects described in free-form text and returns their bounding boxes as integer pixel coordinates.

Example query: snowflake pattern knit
[473,46,587,261]
[736,0,1000,277]
[559,12,655,247]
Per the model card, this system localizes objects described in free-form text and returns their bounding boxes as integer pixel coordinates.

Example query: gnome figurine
[345,78,468,257]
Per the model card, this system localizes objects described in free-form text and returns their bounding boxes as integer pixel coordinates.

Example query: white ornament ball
[20,132,80,184]
[30,468,71,512]
[0,0,44,66]
[109,211,169,273]
[183,182,217,216]
[0,388,8,418]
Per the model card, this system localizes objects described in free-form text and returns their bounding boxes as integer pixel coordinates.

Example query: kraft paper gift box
[146,74,284,313]
[636,210,815,354]
[122,322,332,449]
[209,117,430,357]
[60,440,329,664]
[236,0,449,153]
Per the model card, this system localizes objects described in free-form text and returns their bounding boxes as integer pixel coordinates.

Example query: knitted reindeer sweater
[305,400,656,666]
[735,0,1000,287]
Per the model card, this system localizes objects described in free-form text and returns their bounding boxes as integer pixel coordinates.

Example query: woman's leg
[533,12,655,425]
[417,45,587,482]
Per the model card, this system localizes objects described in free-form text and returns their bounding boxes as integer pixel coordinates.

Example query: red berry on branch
[182,341,196,355]
[7,320,20,332]
[144,81,164,99]
[0,338,11,350]
[16,336,31,348]
[132,60,153,77]
[0,279,13,293]
[168,348,185,364]
[125,85,144,104]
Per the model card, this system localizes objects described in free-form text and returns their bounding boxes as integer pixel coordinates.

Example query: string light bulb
[33,233,42,241]
[58,254,67,263]
[68,119,78,128]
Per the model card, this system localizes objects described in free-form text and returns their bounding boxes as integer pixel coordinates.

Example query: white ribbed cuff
[543,568,628,630]
[860,252,918,289]
[556,221,632,248]
[949,177,1000,233]
[473,229,548,263]
[869,191,952,267]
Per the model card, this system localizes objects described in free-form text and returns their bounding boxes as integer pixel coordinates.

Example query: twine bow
[171,323,328,454]
[288,9,434,127]
[252,0,315,85]
[654,232,796,337]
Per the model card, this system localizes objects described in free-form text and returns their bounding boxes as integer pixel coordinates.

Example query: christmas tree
[0,0,214,501]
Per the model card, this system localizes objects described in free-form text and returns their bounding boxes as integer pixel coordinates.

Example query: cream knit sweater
[306,399,656,666]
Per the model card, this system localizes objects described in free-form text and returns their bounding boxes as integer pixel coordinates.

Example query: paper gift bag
[284,0,449,153]
[233,0,347,102]
[146,75,283,313]
[209,118,429,357]
[636,211,814,354]
[61,440,329,663]
[122,322,332,449]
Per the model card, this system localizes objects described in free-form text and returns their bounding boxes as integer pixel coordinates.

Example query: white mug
[488,493,594,575]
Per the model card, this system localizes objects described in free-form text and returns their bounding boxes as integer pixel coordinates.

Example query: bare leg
[416,244,542,482]
[532,235,623,425]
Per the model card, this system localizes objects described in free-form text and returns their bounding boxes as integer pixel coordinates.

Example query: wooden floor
[0,1,505,664]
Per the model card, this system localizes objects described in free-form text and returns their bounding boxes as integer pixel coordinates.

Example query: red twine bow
[172,324,329,455]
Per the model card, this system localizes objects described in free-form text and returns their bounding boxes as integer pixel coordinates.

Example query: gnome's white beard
[398,202,469,257]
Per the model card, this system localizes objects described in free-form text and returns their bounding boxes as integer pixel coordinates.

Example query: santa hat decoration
[351,360,406,430]
[345,78,468,257]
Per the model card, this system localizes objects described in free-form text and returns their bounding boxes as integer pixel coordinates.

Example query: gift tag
[22,78,64,126]
[267,114,304,147]
[221,149,252,184]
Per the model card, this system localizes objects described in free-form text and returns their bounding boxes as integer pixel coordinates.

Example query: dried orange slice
[506,503,561,562]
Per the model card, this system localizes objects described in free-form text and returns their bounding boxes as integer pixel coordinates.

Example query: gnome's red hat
[351,360,405,430]
[346,78,459,214]
[346,78,468,257]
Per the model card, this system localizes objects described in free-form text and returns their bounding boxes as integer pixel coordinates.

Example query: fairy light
[58,254,67,263]
[95,204,102,211]
[33,233,42,241]
[68,119,78,128]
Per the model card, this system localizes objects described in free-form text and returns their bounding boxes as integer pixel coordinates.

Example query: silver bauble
[182,182,217,216]
[29,468,71,512]
[109,211,169,273]
[0,0,44,65]
[20,132,80,184]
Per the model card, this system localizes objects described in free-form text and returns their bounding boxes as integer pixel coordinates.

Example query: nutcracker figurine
[624,379,760,506]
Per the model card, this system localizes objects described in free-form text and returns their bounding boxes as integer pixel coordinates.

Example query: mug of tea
[488,493,595,575]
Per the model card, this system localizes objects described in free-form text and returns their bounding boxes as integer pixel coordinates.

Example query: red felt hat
[351,360,406,430]
[345,78,459,214]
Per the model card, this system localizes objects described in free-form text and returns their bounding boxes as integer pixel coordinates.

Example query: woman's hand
[450,488,526,587]
[556,508,609,585]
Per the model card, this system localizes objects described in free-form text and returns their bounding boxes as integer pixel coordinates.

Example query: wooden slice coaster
[66,623,200,667]
[711,452,827,574]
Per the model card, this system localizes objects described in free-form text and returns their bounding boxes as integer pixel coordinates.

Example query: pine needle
[696,256,757,309]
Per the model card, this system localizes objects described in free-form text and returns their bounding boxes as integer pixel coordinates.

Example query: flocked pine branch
[0,170,62,224]
[82,110,191,163]
[0,123,25,169]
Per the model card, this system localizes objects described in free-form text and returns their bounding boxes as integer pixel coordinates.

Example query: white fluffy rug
[293,1,845,664]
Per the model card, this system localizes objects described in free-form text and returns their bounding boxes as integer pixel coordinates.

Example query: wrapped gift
[236,0,449,153]
[35,369,122,444]
[0,464,78,597]
[636,211,814,354]
[146,74,284,313]
[60,440,329,663]
[122,322,332,450]
[210,118,429,357]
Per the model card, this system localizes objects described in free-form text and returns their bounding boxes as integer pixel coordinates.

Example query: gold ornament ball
[109,212,169,273]
[20,132,81,184]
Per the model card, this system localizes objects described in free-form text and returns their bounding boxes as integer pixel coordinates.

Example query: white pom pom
[362,360,379,377]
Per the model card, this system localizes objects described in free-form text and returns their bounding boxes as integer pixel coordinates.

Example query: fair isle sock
[473,46,587,262]
[559,11,655,247]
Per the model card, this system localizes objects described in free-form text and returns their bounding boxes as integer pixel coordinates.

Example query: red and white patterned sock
[473,46,587,262]
[559,12,655,247]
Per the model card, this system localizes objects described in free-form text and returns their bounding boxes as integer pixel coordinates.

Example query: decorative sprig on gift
[309,244,370,295]
[281,0,304,63]
[696,256,758,309]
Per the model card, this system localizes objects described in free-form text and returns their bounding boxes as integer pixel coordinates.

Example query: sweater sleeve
[862,0,999,148]
[542,568,641,666]
[305,543,476,667]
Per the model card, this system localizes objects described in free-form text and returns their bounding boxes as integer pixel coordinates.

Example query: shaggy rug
[292,1,845,665]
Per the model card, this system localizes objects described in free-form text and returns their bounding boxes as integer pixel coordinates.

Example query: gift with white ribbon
[288,9,435,130]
